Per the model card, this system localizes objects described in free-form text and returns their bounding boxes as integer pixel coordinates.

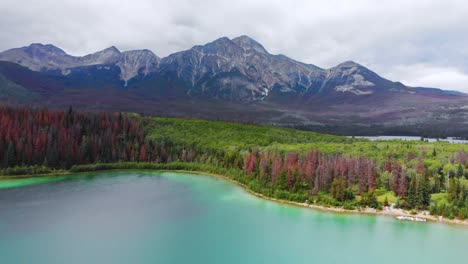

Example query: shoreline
[1,168,467,227]
[185,170,468,227]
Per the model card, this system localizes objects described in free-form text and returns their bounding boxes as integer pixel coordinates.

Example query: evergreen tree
[433,175,441,193]
[384,196,389,207]
[438,167,446,191]
[277,170,288,190]
[457,187,466,208]
[419,175,432,209]
[395,198,401,209]
[368,190,379,209]
[407,176,420,208]
[448,178,459,202]
[456,164,464,179]
[331,177,346,202]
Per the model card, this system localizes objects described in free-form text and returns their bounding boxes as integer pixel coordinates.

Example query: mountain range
[1,36,467,137]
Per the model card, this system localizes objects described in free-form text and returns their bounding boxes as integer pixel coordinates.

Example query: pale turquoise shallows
[0,171,467,264]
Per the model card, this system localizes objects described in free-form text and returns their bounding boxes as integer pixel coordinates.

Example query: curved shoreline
[1,168,468,227]
[177,170,468,227]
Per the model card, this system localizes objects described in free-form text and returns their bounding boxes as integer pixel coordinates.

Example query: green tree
[330,177,346,202]
[395,198,401,209]
[457,164,464,179]
[419,175,432,209]
[277,170,288,190]
[344,188,355,201]
[433,175,441,193]
[368,191,379,209]
[407,176,420,208]
[458,187,466,208]
[438,167,446,191]
[448,178,459,203]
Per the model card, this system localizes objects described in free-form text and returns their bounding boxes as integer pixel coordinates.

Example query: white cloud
[0,0,467,92]
[384,64,468,92]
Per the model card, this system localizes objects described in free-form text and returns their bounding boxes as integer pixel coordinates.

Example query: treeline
[240,149,468,217]
[243,150,376,195]
[430,177,468,219]
[1,106,468,219]
[0,165,57,176]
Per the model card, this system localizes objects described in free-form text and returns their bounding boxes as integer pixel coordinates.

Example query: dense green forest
[143,117,468,219]
[1,106,468,219]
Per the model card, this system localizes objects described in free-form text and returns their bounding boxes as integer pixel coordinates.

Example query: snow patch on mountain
[335,85,374,95]
[351,74,374,87]
[334,73,375,95]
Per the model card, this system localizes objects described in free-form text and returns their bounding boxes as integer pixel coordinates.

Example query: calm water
[351,135,468,144]
[0,171,467,264]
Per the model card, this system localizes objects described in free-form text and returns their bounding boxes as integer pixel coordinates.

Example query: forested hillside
[1,106,467,219]
[143,117,468,218]
[0,106,145,169]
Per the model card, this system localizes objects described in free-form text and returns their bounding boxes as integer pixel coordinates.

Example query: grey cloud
[0,0,467,91]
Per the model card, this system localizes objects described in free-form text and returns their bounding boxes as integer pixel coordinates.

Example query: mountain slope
[0,44,160,84]
[0,36,460,100]
[0,36,467,136]
[158,36,326,100]
[0,72,38,103]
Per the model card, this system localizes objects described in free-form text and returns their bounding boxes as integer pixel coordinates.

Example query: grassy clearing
[377,191,398,204]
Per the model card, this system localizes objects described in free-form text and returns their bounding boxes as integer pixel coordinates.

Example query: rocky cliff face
[0,36,462,101]
[117,50,160,84]
[0,43,73,72]
[159,36,326,100]
[0,44,160,85]
[319,61,407,95]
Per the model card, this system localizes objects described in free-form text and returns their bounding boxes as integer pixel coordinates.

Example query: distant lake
[351,136,468,144]
[1,171,467,264]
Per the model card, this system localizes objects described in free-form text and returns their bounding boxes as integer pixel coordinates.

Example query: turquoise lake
[0,171,467,263]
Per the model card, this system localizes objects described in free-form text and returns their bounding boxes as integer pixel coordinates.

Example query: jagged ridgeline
[1,106,467,218]
[1,36,467,137]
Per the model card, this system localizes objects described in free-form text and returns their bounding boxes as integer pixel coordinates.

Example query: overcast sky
[1,0,467,92]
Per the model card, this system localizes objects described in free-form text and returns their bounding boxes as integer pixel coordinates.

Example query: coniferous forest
[1,106,468,220]
[0,106,145,169]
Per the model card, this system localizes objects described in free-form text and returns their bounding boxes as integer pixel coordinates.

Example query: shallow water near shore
[0,171,467,264]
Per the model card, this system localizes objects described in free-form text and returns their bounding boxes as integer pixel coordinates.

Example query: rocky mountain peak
[118,49,160,84]
[194,37,243,55]
[27,43,67,55]
[0,43,74,71]
[0,36,456,102]
[334,60,361,67]
[79,46,121,65]
[330,61,369,73]
[105,46,120,53]
[232,35,268,54]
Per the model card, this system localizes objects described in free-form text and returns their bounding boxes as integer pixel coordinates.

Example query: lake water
[351,135,468,144]
[0,171,467,264]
